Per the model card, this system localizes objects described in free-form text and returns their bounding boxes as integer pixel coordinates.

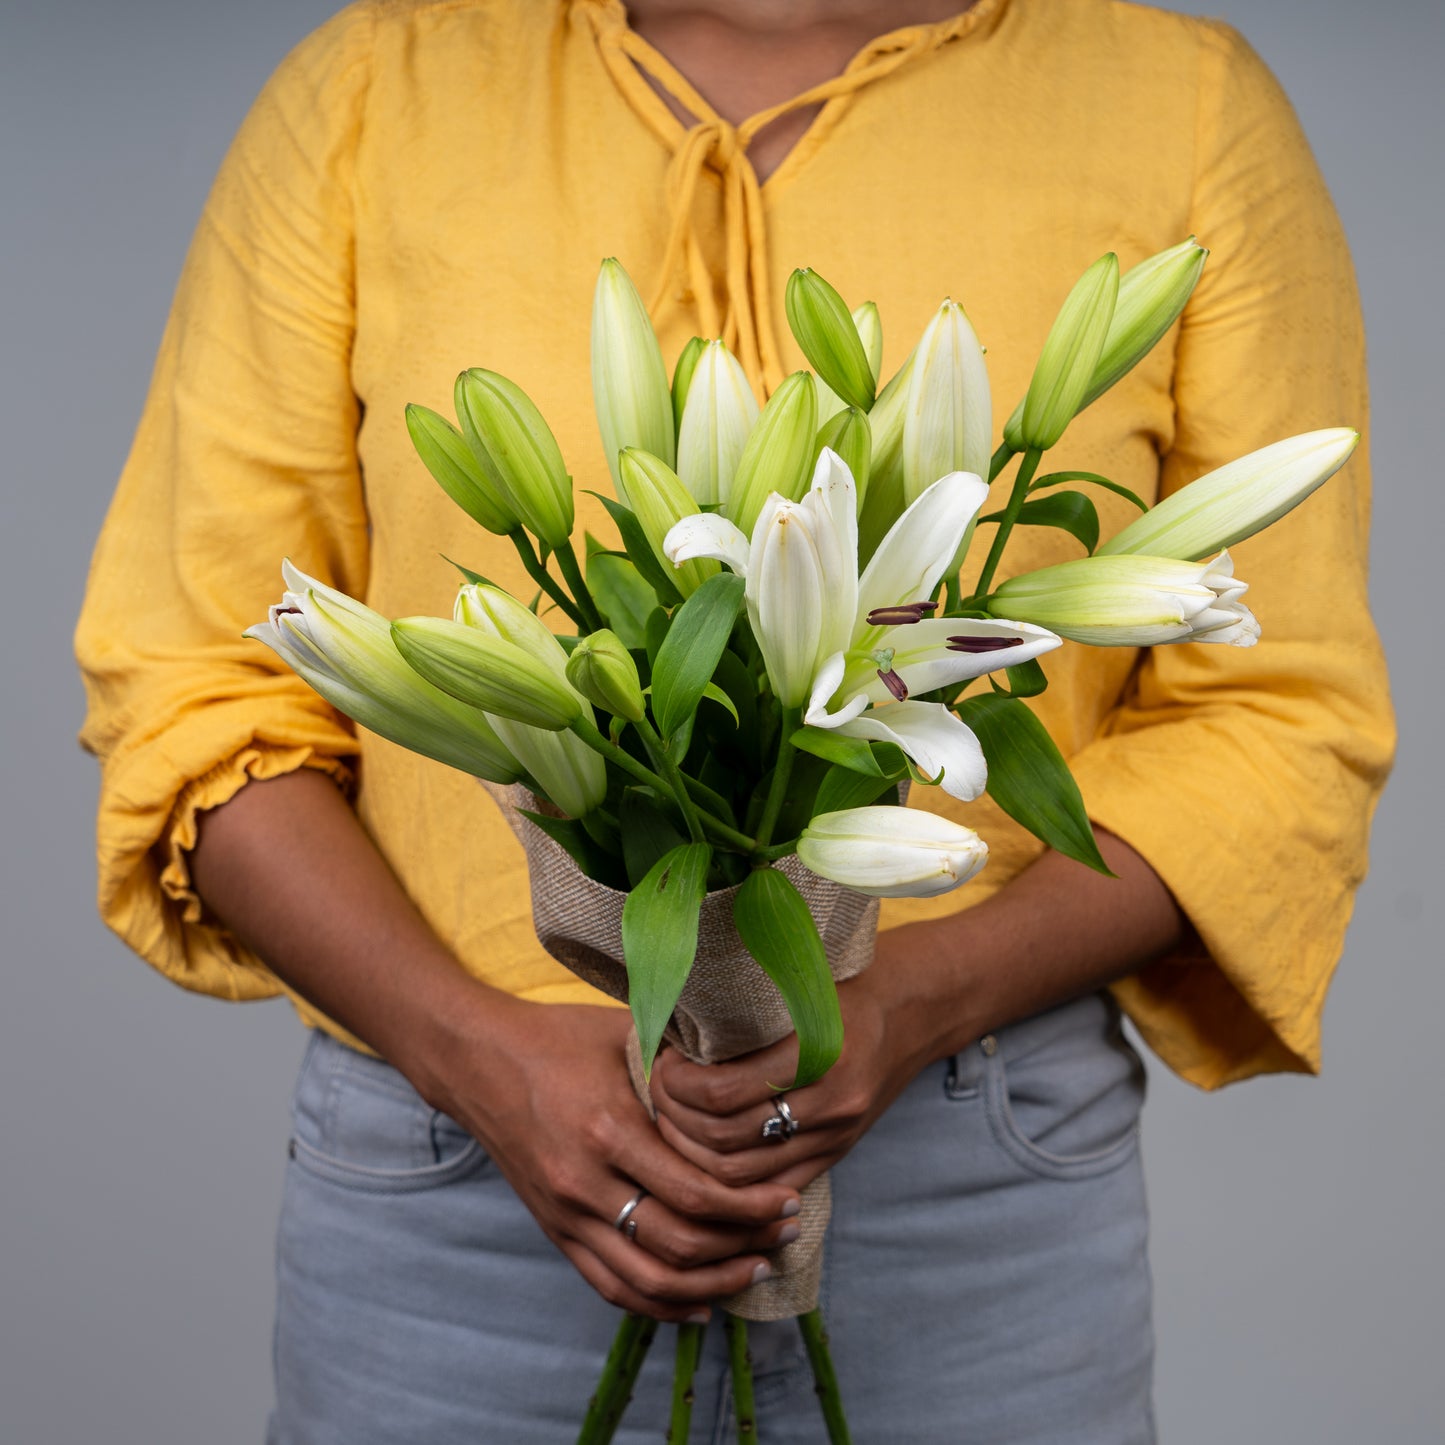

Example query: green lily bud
[798,806,989,899]
[404,404,518,536]
[1013,253,1119,452]
[454,369,574,549]
[902,300,992,504]
[566,629,646,723]
[454,582,570,676]
[814,406,872,508]
[866,347,915,475]
[676,339,760,508]
[786,268,877,413]
[392,617,583,730]
[727,370,819,535]
[592,257,676,504]
[617,446,720,598]
[671,335,707,432]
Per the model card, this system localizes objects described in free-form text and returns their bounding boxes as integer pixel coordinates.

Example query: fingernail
[777,1222,801,1245]
[780,1198,801,1218]
[686,1310,711,1324]
[751,1261,772,1285]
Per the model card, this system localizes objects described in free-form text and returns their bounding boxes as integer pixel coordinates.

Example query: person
[74,0,1393,1439]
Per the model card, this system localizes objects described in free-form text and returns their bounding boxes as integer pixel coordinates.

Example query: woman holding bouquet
[75,0,1391,1439]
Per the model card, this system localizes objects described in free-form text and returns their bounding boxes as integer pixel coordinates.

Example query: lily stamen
[865,601,940,627]
[877,668,909,701]
[946,634,1024,653]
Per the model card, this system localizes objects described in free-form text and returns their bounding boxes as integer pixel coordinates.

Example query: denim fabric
[267,991,1153,1443]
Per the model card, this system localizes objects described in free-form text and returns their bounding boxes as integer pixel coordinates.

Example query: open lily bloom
[665,450,1063,799]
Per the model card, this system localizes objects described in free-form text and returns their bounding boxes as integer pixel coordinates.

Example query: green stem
[988,439,1017,484]
[635,717,706,844]
[667,1321,706,1443]
[510,530,586,629]
[798,1309,852,1445]
[556,538,605,633]
[968,446,1043,605]
[576,1313,649,1445]
[725,1315,759,1441]
[754,706,802,850]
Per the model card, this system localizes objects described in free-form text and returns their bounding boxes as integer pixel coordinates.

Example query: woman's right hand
[407,992,802,1322]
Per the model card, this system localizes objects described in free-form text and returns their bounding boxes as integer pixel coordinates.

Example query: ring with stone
[612,1188,647,1239]
[760,1095,799,1143]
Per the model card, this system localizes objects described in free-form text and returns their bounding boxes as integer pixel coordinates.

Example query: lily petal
[856,617,1062,702]
[803,650,870,729]
[663,512,752,576]
[836,699,987,801]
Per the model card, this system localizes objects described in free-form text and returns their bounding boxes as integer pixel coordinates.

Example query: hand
[649,962,939,1194]
[413,994,803,1323]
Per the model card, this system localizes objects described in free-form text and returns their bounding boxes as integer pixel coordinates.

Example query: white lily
[901,300,992,506]
[674,340,759,508]
[989,550,1259,647]
[245,562,522,784]
[1098,428,1359,561]
[664,449,1063,799]
[453,583,608,817]
[797,805,989,899]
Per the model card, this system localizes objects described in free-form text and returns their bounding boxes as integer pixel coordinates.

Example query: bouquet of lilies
[249,245,1356,1443]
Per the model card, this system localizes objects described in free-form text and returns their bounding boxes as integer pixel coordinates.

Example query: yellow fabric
[75,0,1393,1089]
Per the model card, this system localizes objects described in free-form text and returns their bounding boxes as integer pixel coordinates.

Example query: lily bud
[671,335,707,432]
[404,404,518,536]
[1098,427,1359,561]
[454,369,574,549]
[853,301,883,388]
[797,806,988,899]
[566,629,646,723]
[618,446,720,598]
[675,339,760,508]
[786,268,877,413]
[245,562,522,784]
[813,406,872,508]
[865,347,915,477]
[392,617,584,730]
[728,370,819,535]
[989,550,1259,647]
[592,258,676,502]
[902,300,991,505]
[452,584,608,817]
[1013,253,1120,452]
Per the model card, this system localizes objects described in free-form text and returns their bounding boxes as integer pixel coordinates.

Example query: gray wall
[2,2,1439,1440]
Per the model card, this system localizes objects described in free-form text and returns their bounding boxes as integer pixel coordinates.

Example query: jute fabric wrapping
[484,783,879,1320]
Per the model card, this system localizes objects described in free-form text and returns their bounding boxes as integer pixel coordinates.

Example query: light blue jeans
[267,991,1153,1443]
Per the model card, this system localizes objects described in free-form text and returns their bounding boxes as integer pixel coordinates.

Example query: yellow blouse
[75,0,1394,1090]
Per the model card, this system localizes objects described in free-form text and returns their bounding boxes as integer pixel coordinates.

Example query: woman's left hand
[648,954,947,1192]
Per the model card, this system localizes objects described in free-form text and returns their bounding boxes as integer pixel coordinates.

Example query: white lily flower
[990,550,1260,647]
[901,300,992,506]
[675,340,759,508]
[245,562,522,784]
[452,583,608,817]
[797,806,989,899]
[1097,428,1360,561]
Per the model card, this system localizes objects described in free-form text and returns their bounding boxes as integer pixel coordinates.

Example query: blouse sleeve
[1068,22,1395,1089]
[74,4,376,999]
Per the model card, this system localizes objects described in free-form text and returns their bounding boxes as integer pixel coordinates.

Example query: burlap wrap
[483,783,879,1320]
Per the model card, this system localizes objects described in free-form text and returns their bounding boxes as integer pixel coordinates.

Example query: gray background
[2,1,1440,1440]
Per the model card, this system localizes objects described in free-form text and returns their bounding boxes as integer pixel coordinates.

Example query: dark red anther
[946,634,1023,653]
[877,668,909,701]
[866,600,939,627]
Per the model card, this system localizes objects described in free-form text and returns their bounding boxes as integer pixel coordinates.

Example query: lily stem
[576,1312,653,1445]
[988,439,1017,484]
[555,538,605,633]
[968,446,1043,605]
[510,531,586,629]
[635,717,707,844]
[753,706,802,851]
[667,1321,706,1443]
[798,1309,852,1445]
[725,1315,759,1441]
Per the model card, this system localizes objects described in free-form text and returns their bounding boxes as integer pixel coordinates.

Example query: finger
[653,1037,800,1116]
[578,1213,774,1307]
[622,1191,801,1269]
[655,1109,834,1188]
[651,1086,791,1154]
[557,1238,713,1325]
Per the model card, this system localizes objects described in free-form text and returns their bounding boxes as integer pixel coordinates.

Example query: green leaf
[812,764,900,818]
[591,493,684,607]
[710,649,760,767]
[621,788,687,887]
[699,681,740,726]
[644,606,670,666]
[650,572,746,739]
[1016,491,1100,553]
[585,533,655,650]
[1029,469,1149,513]
[622,843,712,1077]
[732,869,843,1088]
[790,727,883,776]
[986,656,1048,699]
[441,556,498,588]
[955,693,1113,875]
[517,810,626,890]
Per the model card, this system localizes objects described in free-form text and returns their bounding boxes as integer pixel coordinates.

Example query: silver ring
[760,1095,799,1143]
[612,1188,647,1235]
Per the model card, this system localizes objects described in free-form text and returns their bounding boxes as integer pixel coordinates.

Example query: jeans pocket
[288,1030,488,1194]
[981,994,1145,1182]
